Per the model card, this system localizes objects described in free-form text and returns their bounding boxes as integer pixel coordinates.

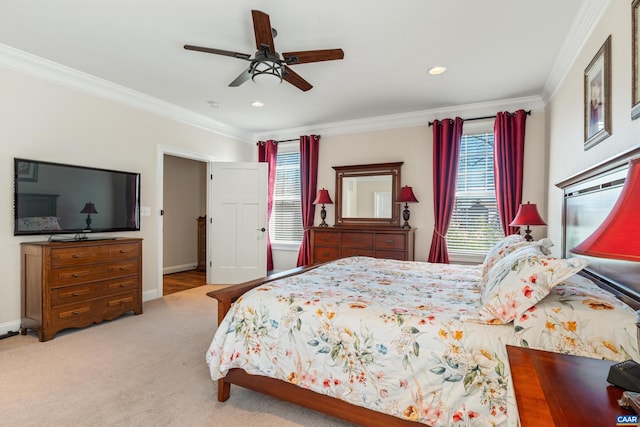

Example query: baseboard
[163,263,197,275]
[0,320,21,339]
[143,289,158,302]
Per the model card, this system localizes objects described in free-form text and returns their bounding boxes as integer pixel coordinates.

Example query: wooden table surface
[507,345,635,427]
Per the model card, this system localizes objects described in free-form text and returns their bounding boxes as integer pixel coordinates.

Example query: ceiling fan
[184,10,344,92]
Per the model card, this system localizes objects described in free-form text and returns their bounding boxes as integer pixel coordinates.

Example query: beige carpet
[0,286,353,427]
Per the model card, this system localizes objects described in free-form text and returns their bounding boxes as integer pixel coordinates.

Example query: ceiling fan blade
[184,44,251,60]
[282,66,313,92]
[251,10,276,54]
[282,49,344,65]
[229,67,252,87]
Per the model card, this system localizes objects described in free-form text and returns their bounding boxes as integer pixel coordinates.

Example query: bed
[205,147,640,426]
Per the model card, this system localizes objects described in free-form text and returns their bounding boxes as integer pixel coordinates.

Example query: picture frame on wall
[584,35,612,150]
[16,160,38,182]
[633,0,640,120]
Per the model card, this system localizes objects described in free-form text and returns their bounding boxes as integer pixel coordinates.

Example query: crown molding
[541,0,611,102]
[254,95,546,141]
[0,43,252,143]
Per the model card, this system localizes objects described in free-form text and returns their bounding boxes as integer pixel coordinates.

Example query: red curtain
[258,140,278,272]
[296,135,320,267]
[494,110,527,236]
[428,117,463,264]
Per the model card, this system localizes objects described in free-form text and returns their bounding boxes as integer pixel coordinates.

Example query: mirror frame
[333,162,403,227]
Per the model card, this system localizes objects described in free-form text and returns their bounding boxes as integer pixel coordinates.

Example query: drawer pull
[72,292,79,297]
[73,273,79,278]
[120,283,126,287]
[120,266,127,270]
[385,239,394,243]
[73,254,80,259]
[109,297,134,306]
[322,237,329,241]
[351,238,361,242]
[322,251,330,256]
[73,311,79,316]
[120,250,127,253]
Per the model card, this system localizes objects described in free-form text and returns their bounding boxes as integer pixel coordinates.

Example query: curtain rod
[427,110,531,127]
[257,136,321,145]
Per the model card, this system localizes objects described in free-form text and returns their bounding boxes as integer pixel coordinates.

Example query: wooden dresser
[20,238,143,341]
[197,216,206,271]
[311,227,415,265]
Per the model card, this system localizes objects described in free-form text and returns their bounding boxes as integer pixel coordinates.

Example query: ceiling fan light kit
[251,54,284,85]
[184,10,344,92]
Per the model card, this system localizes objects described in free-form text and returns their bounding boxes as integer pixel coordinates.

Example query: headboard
[556,145,640,309]
[16,193,59,218]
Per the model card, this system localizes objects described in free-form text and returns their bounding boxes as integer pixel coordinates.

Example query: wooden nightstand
[507,345,635,426]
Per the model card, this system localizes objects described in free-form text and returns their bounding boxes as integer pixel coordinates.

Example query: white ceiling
[0,0,603,141]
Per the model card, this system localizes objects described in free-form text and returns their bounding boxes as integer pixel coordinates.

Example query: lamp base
[522,226,533,241]
[319,205,329,227]
[402,203,411,229]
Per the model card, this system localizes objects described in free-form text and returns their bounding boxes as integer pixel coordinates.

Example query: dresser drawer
[341,248,374,258]
[49,243,140,267]
[50,291,139,330]
[48,260,139,288]
[313,231,340,246]
[314,246,340,263]
[50,276,140,307]
[341,233,373,248]
[375,250,406,260]
[100,292,140,318]
[374,233,406,250]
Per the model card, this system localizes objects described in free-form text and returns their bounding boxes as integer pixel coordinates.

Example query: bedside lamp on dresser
[313,188,333,227]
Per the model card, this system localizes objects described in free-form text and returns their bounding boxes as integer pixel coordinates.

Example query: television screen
[14,158,140,236]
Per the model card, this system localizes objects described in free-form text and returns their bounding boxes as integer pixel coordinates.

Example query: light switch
[140,206,151,216]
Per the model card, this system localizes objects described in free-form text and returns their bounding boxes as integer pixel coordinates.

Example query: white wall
[547,1,640,256]
[0,67,253,334]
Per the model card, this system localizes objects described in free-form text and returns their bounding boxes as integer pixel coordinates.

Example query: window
[446,132,504,256]
[269,144,303,245]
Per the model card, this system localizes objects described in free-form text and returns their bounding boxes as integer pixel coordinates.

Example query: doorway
[156,146,215,297]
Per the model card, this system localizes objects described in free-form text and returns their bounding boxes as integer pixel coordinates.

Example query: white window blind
[446,132,504,255]
[269,148,303,243]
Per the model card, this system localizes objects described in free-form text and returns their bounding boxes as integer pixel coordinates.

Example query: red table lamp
[571,158,640,261]
[313,188,333,227]
[397,186,419,229]
[509,202,546,241]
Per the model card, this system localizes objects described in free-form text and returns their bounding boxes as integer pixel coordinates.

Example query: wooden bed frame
[206,145,640,426]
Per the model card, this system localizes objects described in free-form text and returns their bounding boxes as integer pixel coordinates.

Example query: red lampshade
[80,202,98,214]
[571,158,640,261]
[313,188,333,205]
[509,202,546,226]
[397,186,419,203]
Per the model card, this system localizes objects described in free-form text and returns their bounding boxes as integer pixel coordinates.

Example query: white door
[207,162,268,284]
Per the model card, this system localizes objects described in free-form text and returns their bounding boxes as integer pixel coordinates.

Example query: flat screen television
[14,158,140,237]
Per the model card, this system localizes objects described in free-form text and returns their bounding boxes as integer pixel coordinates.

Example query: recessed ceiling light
[251,100,265,107]
[428,66,447,76]
[206,100,219,108]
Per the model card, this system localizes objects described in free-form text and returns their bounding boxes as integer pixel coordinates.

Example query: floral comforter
[206,257,639,426]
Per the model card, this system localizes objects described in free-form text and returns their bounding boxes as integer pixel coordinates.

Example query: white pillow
[476,244,588,324]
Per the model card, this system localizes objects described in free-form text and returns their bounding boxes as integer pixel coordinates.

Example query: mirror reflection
[333,162,402,227]
[341,176,393,218]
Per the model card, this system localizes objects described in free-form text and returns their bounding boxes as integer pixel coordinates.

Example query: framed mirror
[333,162,402,227]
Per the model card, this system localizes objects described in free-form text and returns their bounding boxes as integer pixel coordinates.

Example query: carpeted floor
[0,286,353,427]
